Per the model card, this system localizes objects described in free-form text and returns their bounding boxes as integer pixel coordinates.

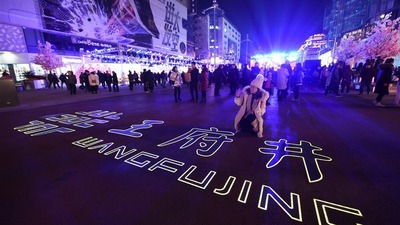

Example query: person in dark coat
[66,71,77,95]
[112,71,119,92]
[213,65,224,96]
[128,70,134,91]
[147,70,155,93]
[240,64,251,87]
[359,59,374,95]
[199,65,209,103]
[292,63,305,101]
[98,70,106,89]
[189,62,199,101]
[341,65,354,95]
[83,70,90,92]
[105,71,112,92]
[373,58,394,107]
[228,64,240,95]
[59,73,67,89]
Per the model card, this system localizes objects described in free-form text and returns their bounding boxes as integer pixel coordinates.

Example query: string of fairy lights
[83,46,194,66]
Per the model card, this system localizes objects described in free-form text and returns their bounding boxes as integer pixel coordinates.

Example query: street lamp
[241,34,251,65]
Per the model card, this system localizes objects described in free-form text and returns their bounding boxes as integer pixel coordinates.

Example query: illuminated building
[322,0,400,57]
[298,34,328,62]
[193,0,241,68]
[0,0,193,85]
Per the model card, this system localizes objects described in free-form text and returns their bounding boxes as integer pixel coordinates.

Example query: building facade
[323,0,400,52]
[0,0,193,82]
[193,0,241,68]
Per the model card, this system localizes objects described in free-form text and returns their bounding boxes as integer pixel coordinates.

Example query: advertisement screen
[38,0,188,55]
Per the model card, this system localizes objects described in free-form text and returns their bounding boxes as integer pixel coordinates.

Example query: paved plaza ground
[1,83,399,225]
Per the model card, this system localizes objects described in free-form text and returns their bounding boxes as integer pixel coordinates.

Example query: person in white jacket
[88,71,100,94]
[170,66,182,102]
[276,64,289,101]
[234,74,269,138]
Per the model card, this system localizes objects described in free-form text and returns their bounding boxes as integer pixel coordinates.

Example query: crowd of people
[319,58,400,107]
[2,58,400,138]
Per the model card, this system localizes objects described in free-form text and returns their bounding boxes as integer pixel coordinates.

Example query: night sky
[198,0,329,53]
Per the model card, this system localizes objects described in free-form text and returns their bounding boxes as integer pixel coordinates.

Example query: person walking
[240,64,251,88]
[341,65,354,95]
[292,63,305,101]
[83,70,90,92]
[161,70,167,88]
[66,71,77,95]
[213,64,224,96]
[59,73,67,89]
[170,66,182,102]
[189,62,199,101]
[228,64,240,95]
[105,71,112,92]
[276,64,289,101]
[359,59,374,95]
[234,74,269,138]
[133,71,140,86]
[128,70,134,91]
[112,71,119,92]
[147,70,155,93]
[89,71,99,94]
[47,72,55,89]
[199,65,209,103]
[373,58,394,107]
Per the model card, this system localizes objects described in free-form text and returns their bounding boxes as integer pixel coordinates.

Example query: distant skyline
[198,0,328,53]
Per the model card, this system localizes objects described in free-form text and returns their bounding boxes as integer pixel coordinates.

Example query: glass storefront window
[13,64,30,81]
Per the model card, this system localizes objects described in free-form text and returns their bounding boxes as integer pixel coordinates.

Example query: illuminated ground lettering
[30,127,75,136]
[259,139,332,183]
[43,114,78,122]
[68,137,364,224]
[75,110,123,120]
[104,113,123,120]
[14,120,75,136]
[87,142,115,153]
[124,151,160,168]
[238,180,252,203]
[258,185,302,222]
[314,199,363,225]
[58,116,91,125]
[103,146,137,160]
[75,110,104,116]
[73,119,109,128]
[148,158,185,173]
[177,165,216,189]
[72,137,104,148]
[213,176,236,195]
[158,127,235,157]
[109,120,165,138]
[15,110,123,137]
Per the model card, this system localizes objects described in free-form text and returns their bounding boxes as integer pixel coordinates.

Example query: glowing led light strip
[238,180,252,203]
[213,176,236,196]
[178,165,216,190]
[314,199,363,225]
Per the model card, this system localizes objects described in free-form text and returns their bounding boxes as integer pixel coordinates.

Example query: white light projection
[158,127,235,157]
[314,199,363,225]
[14,110,123,137]
[68,136,364,224]
[259,139,332,183]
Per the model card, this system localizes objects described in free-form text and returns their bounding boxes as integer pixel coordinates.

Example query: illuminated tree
[33,41,64,72]
[363,14,400,59]
[335,36,362,64]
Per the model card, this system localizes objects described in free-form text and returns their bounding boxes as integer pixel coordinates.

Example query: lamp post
[241,34,251,65]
